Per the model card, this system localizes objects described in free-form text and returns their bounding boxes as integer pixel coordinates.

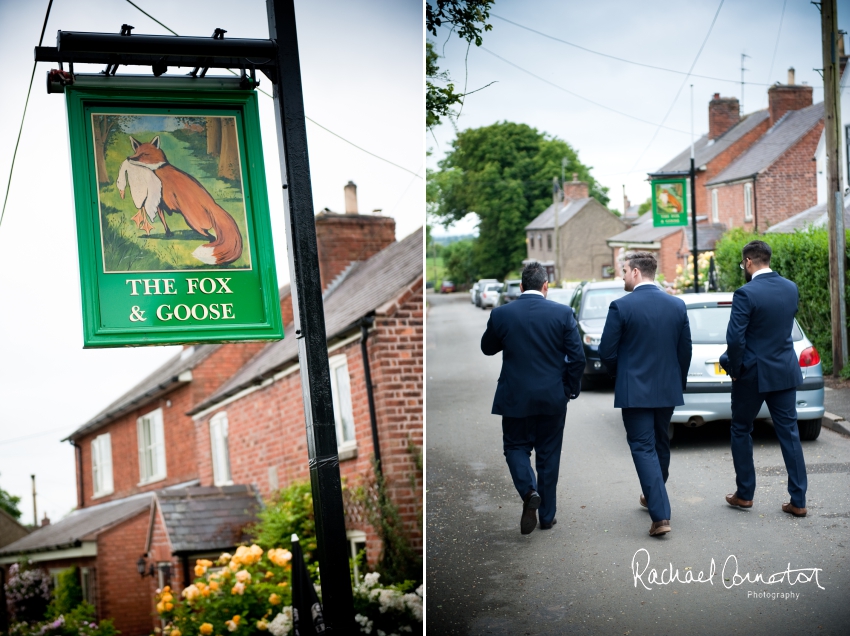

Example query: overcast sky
[0,0,422,524]
[428,0,850,235]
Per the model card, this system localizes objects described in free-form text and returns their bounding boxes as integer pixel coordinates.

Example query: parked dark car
[440,280,456,293]
[498,279,522,306]
[569,280,629,377]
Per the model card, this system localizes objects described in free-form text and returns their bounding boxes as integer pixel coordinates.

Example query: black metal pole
[266,0,354,631]
[691,157,699,293]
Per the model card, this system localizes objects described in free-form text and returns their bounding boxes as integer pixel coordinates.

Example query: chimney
[768,67,813,126]
[314,183,396,290]
[41,513,50,527]
[562,173,589,200]
[344,181,358,214]
[708,94,740,140]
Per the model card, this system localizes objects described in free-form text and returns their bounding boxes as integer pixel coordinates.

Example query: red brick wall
[754,122,823,229]
[193,278,424,561]
[709,94,740,140]
[96,511,153,636]
[657,231,683,283]
[315,214,396,290]
[77,342,266,508]
[768,84,813,126]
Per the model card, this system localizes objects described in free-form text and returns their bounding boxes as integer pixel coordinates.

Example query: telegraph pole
[691,84,699,293]
[821,0,847,375]
[552,177,560,284]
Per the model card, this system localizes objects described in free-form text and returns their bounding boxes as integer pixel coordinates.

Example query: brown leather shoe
[726,493,753,509]
[649,520,671,536]
[782,502,807,517]
[639,494,648,509]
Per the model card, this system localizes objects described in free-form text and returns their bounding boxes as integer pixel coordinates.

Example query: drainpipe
[357,315,381,472]
[69,440,84,509]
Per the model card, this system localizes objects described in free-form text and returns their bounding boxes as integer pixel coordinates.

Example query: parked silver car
[672,293,824,440]
[474,278,499,307]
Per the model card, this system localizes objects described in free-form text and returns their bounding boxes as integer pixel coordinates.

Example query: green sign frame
[651,178,689,227]
[65,78,283,347]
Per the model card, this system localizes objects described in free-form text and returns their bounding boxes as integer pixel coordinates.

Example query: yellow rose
[217,553,232,565]
[277,581,288,587]
[182,585,200,602]
[195,564,207,577]
[209,581,220,592]
[162,586,171,593]
[231,582,245,595]
[171,630,182,636]
[161,593,173,603]
[264,571,274,579]
[165,602,174,612]
[199,623,214,636]
[269,593,281,606]
[156,601,165,614]
[235,570,251,584]
[256,620,268,631]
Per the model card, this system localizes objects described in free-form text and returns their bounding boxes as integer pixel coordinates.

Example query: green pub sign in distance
[651,178,689,228]
[65,78,283,347]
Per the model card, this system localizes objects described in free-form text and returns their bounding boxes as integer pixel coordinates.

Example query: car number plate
[714,363,727,375]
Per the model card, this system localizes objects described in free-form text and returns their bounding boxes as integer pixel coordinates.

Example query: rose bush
[352,573,422,636]
[7,601,117,636]
[5,562,52,624]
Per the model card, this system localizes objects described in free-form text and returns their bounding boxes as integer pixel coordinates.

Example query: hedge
[714,227,850,374]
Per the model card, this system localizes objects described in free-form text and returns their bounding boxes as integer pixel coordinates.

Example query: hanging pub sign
[651,178,689,227]
[64,77,283,347]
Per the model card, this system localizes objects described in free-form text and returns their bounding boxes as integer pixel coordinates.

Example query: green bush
[714,228,849,373]
[9,601,116,636]
[47,566,83,619]
[248,481,317,562]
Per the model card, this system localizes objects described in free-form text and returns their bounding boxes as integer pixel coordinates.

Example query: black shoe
[521,491,541,535]
[539,518,557,530]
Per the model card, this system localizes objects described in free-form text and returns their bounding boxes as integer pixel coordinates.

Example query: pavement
[426,291,850,636]
[823,385,850,436]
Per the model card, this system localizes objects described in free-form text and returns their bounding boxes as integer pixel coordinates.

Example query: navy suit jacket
[721,271,803,392]
[481,293,585,417]
[598,284,692,409]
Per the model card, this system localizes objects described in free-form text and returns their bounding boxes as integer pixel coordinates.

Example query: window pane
[335,364,356,443]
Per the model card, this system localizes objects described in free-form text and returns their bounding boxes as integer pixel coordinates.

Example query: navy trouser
[622,407,674,522]
[502,413,566,525]
[730,365,807,508]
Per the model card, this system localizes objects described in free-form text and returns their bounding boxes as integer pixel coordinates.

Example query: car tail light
[799,346,820,367]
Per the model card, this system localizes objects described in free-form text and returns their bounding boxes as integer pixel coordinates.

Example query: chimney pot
[344,180,358,214]
[713,92,720,99]
[787,67,795,85]
[572,172,578,182]
[41,513,50,527]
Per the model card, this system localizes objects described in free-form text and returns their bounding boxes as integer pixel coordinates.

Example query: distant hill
[433,234,476,246]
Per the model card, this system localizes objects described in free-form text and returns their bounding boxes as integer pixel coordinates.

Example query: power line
[124,0,421,179]
[480,47,691,134]
[0,0,54,232]
[491,13,771,87]
[0,426,73,447]
[766,0,788,87]
[628,0,726,173]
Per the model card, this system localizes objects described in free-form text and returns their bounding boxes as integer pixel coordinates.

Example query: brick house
[187,228,423,565]
[0,184,423,635]
[525,175,626,281]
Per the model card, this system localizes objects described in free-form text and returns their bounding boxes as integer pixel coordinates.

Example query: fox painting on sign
[93,114,251,271]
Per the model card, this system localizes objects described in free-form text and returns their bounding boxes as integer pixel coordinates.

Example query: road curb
[823,412,850,437]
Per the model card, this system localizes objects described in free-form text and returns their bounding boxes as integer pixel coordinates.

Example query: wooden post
[821,0,847,375]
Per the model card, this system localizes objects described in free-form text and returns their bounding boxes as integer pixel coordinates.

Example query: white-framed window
[329,354,356,450]
[91,433,114,497]
[743,182,754,222]
[137,408,166,484]
[210,411,232,486]
[347,530,367,583]
[711,188,719,223]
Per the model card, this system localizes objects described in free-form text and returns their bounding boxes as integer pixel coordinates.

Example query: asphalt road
[426,291,850,636]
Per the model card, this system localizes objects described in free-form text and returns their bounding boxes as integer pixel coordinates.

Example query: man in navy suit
[720,240,808,517]
[598,252,691,537]
[481,262,585,534]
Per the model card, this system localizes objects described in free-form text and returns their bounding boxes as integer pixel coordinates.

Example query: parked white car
[480,282,503,309]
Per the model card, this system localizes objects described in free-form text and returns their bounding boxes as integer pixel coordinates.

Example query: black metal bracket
[35,26,278,92]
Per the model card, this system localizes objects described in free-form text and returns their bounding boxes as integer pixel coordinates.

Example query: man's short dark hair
[742,240,772,266]
[625,251,657,279]
[522,262,548,291]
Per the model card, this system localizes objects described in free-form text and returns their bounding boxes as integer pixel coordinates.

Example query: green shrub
[9,601,116,636]
[47,566,83,619]
[248,481,317,562]
[714,228,850,373]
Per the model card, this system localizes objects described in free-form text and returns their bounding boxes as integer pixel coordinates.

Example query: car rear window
[507,283,521,292]
[485,283,501,291]
[547,289,572,304]
[580,289,627,320]
[687,306,803,344]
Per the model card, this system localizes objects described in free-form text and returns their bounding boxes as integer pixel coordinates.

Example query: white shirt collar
[634,281,655,289]
[521,290,544,296]
[751,267,772,279]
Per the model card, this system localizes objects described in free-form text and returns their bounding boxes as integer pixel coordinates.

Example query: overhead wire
[480,47,691,134]
[491,12,771,87]
[627,0,726,174]
[766,0,788,89]
[0,0,54,232]
[124,0,421,179]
